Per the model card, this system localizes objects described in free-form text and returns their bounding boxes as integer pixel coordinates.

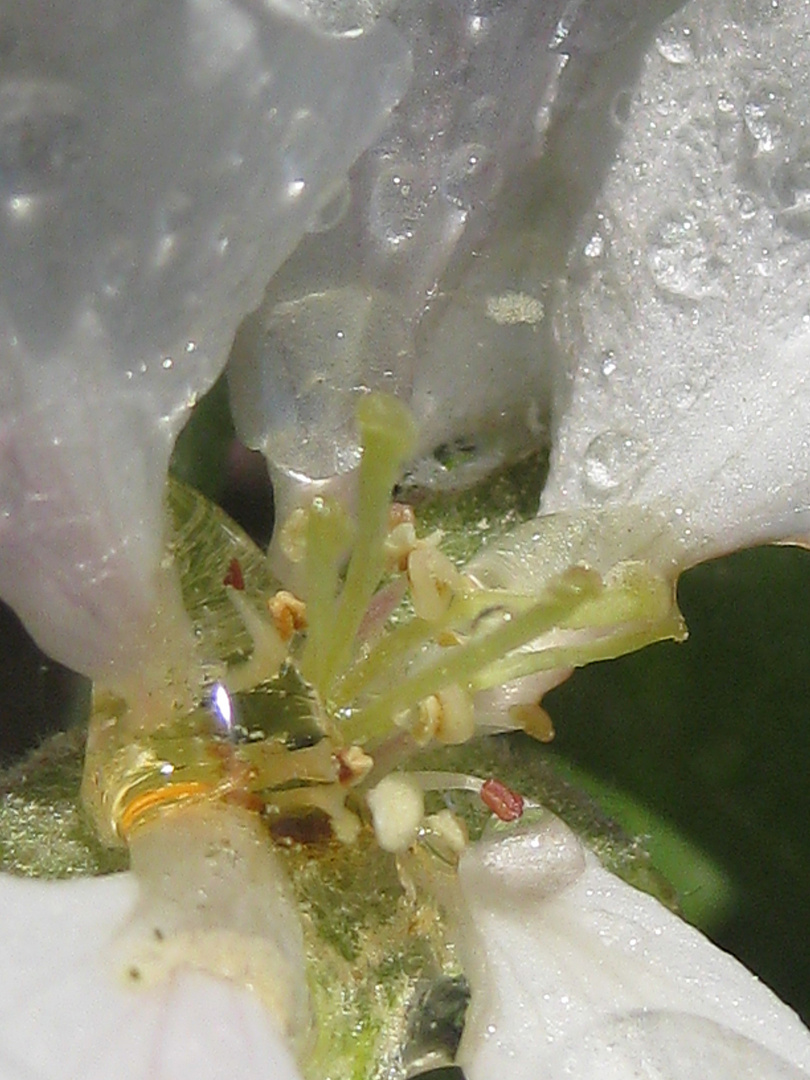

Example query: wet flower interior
[81,393,686,851]
[0,393,698,1080]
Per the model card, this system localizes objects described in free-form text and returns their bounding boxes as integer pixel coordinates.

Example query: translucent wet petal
[535,0,810,570]
[457,814,810,1080]
[0,0,409,684]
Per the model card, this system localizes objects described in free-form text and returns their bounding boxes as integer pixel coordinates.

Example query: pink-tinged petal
[0,870,303,1080]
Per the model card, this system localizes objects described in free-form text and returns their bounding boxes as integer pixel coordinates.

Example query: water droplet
[582,431,642,499]
[584,232,604,259]
[743,84,789,154]
[0,78,84,218]
[673,380,698,410]
[647,210,721,300]
[600,351,617,378]
[655,24,696,65]
[737,192,758,219]
[716,89,735,114]
[442,143,499,214]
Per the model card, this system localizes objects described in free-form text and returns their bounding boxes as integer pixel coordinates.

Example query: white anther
[414,694,442,745]
[414,684,475,746]
[367,774,425,853]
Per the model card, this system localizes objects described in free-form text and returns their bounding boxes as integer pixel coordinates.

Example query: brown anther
[223,557,245,591]
[268,590,308,642]
[267,810,333,846]
[480,777,525,822]
[335,745,374,786]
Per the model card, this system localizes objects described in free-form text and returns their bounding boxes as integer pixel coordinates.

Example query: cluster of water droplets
[227,0,664,495]
[540,0,810,563]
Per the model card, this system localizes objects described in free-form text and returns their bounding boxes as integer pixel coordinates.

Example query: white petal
[0,870,302,1080]
[540,0,810,563]
[457,814,810,1080]
[0,1,409,681]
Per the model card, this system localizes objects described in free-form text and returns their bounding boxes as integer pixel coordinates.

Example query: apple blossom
[0,1,808,1080]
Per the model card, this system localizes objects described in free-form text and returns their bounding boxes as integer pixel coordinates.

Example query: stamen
[331,585,553,709]
[480,778,524,822]
[317,394,417,694]
[422,810,468,856]
[402,771,484,795]
[342,570,603,743]
[298,496,352,691]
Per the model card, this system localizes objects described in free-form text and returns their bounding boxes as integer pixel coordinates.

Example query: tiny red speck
[480,777,524,822]
[223,557,245,591]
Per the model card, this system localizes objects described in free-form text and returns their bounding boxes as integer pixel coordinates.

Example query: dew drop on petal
[654,23,696,66]
[646,210,720,300]
[582,430,643,500]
